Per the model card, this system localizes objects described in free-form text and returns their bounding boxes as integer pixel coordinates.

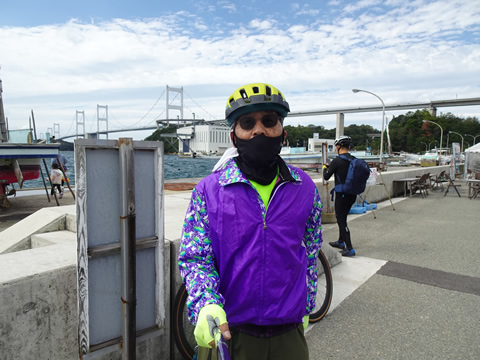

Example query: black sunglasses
[236,113,281,131]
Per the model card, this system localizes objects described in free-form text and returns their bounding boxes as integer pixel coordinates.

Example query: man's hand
[194,304,231,348]
[322,164,329,171]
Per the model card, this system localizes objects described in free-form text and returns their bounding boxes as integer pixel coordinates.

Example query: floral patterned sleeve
[178,187,224,325]
[304,187,323,314]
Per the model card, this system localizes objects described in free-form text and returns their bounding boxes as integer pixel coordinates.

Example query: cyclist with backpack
[323,135,367,257]
[178,83,323,360]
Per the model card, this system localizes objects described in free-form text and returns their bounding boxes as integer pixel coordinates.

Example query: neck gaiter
[234,133,284,185]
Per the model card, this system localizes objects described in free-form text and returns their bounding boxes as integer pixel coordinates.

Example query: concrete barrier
[315,165,451,206]
[0,206,170,360]
[0,213,79,359]
[0,205,76,254]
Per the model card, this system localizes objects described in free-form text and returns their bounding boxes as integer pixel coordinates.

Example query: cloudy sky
[1,0,479,140]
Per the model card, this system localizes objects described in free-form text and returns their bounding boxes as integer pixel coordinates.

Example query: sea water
[21,151,219,189]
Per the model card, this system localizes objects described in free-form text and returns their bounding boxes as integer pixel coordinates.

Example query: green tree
[144,126,178,153]
[144,112,479,154]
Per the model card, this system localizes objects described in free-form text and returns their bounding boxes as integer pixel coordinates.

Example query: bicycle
[173,248,333,360]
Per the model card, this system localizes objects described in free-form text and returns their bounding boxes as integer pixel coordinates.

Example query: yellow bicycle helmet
[225,83,290,127]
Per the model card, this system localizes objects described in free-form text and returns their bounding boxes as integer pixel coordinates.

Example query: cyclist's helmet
[334,135,352,148]
[225,83,290,127]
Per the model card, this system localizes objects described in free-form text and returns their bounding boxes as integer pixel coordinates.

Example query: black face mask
[233,133,284,185]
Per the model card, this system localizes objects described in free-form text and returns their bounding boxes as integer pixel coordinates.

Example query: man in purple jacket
[178,83,323,360]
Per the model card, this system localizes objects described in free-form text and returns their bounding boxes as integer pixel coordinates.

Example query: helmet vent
[252,86,259,94]
[265,86,271,96]
[240,89,248,99]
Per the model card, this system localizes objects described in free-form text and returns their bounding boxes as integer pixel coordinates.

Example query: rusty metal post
[43,158,59,205]
[30,110,52,202]
[321,143,328,186]
[321,142,332,211]
[119,138,136,359]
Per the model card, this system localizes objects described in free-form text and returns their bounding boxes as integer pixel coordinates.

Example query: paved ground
[2,179,479,359]
[306,183,480,359]
[0,189,76,231]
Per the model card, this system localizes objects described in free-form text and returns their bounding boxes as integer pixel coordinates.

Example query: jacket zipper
[258,179,288,324]
[263,180,287,229]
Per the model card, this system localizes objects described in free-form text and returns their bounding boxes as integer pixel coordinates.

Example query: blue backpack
[334,155,371,195]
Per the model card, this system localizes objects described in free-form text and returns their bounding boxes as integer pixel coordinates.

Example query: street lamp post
[352,89,386,164]
[464,134,474,147]
[420,141,427,152]
[385,116,392,155]
[465,134,480,146]
[429,141,437,151]
[422,120,443,154]
[449,131,464,152]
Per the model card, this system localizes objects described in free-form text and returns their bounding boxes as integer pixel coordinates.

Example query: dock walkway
[1,178,479,359]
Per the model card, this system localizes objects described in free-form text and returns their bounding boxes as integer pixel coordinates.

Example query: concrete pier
[1,165,478,359]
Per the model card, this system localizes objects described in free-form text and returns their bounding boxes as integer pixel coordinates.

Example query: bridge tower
[97,105,109,139]
[166,86,183,126]
[76,110,85,139]
[53,123,60,139]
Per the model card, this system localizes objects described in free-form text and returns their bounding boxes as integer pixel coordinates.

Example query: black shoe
[329,241,346,249]
[340,248,356,257]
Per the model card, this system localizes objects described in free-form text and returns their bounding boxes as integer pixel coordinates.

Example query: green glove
[303,315,309,330]
[322,164,329,171]
[194,304,228,348]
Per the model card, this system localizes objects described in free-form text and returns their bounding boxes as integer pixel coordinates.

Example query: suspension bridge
[49,85,480,141]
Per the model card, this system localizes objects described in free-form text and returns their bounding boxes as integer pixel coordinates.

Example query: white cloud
[218,1,237,14]
[344,0,383,13]
[292,3,321,17]
[249,19,277,31]
[1,0,479,138]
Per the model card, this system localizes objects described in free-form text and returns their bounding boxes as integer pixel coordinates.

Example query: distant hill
[57,140,74,151]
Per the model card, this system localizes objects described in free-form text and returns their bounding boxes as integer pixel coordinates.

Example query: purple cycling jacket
[178,158,323,327]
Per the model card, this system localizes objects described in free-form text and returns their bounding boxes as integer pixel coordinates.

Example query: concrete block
[30,236,55,248]
[0,238,77,284]
[31,230,77,248]
[321,212,337,224]
[66,213,76,232]
[0,208,67,254]
[321,241,342,269]
[0,265,78,359]
[1,229,170,360]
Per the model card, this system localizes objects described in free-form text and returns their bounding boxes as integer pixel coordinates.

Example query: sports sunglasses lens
[238,117,256,130]
[261,115,279,128]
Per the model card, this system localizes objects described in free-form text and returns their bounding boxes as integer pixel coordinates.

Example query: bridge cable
[127,88,166,128]
[184,89,218,120]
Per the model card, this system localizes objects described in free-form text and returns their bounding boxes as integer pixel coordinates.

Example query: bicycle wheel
[173,284,196,360]
[309,249,333,323]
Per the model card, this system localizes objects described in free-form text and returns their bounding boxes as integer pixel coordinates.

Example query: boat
[280,146,395,171]
[0,78,60,206]
[421,149,453,166]
[279,146,324,170]
[280,146,322,162]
